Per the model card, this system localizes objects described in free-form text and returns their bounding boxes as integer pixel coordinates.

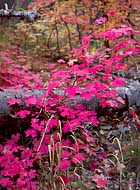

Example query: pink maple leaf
[80,91,93,100]
[45,118,58,133]
[103,100,118,107]
[72,153,85,164]
[60,159,71,171]
[111,78,125,87]
[47,81,60,93]
[28,169,37,179]
[16,178,26,189]
[62,139,71,147]
[31,118,40,130]
[94,82,108,90]
[90,116,99,126]
[63,123,75,132]
[90,64,103,74]
[97,27,132,40]
[16,110,31,118]
[90,161,99,171]
[48,63,55,69]
[8,98,20,105]
[93,174,107,188]
[108,10,115,17]
[65,86,81,97]
[25,129,36,137]
[116,96,125,104]
[68,58,77,66]
[81,35,92,44]
[52,70,69,80]
[57,59,65,63]
[113,39,135,52]
[0,177,13,187]
[113,62,125,70]
[61,150,71,159]
[95,17,107,25]
[124,48,139,57]
[24,95,37,106]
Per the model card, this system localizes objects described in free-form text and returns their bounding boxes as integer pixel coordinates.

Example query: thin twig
[37,114,54,152]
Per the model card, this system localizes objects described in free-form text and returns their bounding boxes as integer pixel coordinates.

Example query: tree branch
[0,9,38,21]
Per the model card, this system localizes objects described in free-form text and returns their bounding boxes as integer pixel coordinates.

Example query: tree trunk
[0,81,140,126]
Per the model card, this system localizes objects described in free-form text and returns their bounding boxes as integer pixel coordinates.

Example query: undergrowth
[0,24,140,190]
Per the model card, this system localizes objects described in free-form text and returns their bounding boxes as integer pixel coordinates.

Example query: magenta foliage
[0,51,43,89]
[0,134,37,190]
[0,26,140,189]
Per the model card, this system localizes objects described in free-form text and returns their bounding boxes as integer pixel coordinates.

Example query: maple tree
[0,0,140,190]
